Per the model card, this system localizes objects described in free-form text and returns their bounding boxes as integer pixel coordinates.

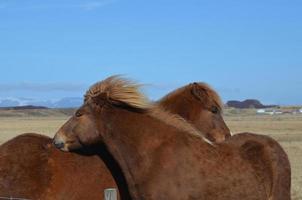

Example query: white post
[104,188,117,200]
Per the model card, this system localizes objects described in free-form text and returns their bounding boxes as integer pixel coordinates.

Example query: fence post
[104,188,117,200]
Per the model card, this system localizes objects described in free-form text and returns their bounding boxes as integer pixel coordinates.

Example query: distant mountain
[226,99,278,109]
[0,105,49,110]
[0,97,83,108]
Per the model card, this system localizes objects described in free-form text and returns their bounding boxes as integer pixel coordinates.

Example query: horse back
[0,133,52,199]
[227,132,291,200]
[0,133,121,200]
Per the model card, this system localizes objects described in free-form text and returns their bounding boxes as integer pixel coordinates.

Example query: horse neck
[101,107,184,199]
[159,91,201,122]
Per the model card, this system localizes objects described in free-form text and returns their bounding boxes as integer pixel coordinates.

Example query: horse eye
[211,106,219,114]
[75,111,83,117]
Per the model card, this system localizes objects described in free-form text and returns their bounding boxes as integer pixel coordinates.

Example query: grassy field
[0,108,301,199]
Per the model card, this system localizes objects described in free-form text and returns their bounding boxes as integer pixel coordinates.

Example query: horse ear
[91,92,108,106]
[191,82,208,101]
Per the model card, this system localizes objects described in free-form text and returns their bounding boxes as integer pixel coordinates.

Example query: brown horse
[158,82,230,143]
[225,132,291,200]
[54,76,274,200]
[0,80,230,199]
[0,133,123,200]
[159,83,291,200]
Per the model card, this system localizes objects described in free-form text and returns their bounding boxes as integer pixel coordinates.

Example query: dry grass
[0,108,74,143]
[0,108,301,199]
[0,116,69,143]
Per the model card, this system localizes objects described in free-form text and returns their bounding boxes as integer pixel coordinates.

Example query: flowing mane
[84,75,150,109]
[160,82,223,112]
[149,107,213,145]
[84,75,212,145]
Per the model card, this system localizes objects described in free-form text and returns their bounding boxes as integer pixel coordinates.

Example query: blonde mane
[149,106,213,145]
[85,75,213,145]
[84,75,150,109]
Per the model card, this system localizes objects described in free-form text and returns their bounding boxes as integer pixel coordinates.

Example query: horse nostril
[53,140,64,149]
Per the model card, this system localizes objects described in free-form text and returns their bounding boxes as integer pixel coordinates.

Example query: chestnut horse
[54,76,278,200]
[0,133,122,200]
[225,132,291,200]
[158,82,230,143]
[159,83,291,200]
[0,81,230,199]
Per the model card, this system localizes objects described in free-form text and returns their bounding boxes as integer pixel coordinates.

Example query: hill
[0,105,48,110]
[226,99,278,109]
[0,97,82,108]
[0,108,76,118]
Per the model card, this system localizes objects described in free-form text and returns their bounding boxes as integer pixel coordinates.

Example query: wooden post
[104,188,117,200]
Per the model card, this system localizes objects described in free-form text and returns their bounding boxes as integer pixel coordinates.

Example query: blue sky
[0,0,301,105]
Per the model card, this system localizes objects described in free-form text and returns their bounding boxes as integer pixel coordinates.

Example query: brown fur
[54,76,289,200]
[157,82,230,143]
[54,98,265,199]
[149,107,213,144]
[1,77,290,200]
[0,134,51,199]
[160,82,223,111]
[158,82,291,199]
[0,79,231,200]
[0,133,122,200]
[227,133,291,200]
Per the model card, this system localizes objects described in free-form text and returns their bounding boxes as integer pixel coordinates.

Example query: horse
[158,82,230,143]
[225,132,291,200]
[0,133,123,200]
[160,82,290,200]
[0,79,231,199]
[53,76,276,200]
